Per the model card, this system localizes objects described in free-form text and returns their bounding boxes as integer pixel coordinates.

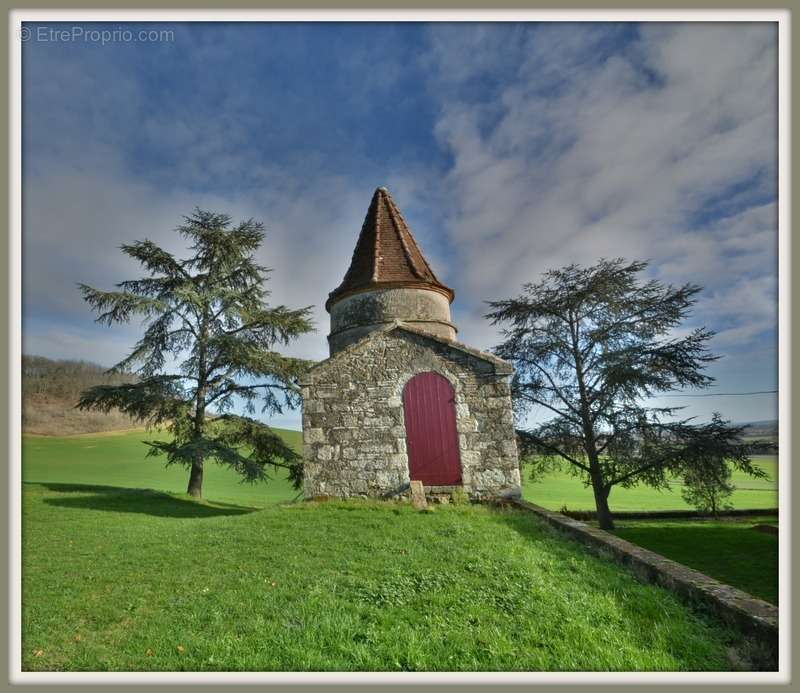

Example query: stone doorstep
[508,499,779,668]
[423,484,462,494]
[416,484,469,503]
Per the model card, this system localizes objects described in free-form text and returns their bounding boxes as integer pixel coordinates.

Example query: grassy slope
[23,395,138,436]
[22,486,738,672]
[612,517,779,605]
[23,430,777,512]
[22,429,779,618]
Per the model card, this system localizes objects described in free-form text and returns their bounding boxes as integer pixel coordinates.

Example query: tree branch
[522,434,591,473]
[518,391,582,426]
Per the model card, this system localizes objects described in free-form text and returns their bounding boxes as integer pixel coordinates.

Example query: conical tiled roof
[326,187,454,311]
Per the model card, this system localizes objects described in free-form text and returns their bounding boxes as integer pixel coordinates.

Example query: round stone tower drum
[326,187,456,354]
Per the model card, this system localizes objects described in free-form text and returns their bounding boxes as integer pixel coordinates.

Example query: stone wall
[509,499,779,669]
[301,325,521,500]
[560,508,779,521]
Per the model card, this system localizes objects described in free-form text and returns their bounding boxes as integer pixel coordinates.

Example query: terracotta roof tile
[326,187,454,311]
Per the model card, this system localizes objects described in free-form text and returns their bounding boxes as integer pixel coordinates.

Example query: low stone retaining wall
[509,499,779,668]
[560,507,779,521]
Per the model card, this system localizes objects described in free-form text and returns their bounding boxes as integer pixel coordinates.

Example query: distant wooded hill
[22,355,138,435]
[740,419,779,438]
[739,419,778,454]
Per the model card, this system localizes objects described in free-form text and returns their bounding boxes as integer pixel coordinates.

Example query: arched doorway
[402,372,462,485]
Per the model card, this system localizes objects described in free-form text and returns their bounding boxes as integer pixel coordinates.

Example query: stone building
[301,187,521,500]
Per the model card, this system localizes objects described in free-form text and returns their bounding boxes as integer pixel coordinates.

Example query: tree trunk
[187,461,203,498]
[592,482,614,530]
[188,306,210,500]
[567,310,615,531]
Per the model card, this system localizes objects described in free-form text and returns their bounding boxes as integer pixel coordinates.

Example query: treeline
[22,355,138,435]
[744,439,779,454]
[740,420,778,454]
[741,420,779,438]
[23,355,136,401]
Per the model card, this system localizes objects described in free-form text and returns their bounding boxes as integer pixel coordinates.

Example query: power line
[660,390,777,398]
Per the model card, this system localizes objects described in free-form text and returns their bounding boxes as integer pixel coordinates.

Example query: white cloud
[425,22,777,348]
[22,160,363,364]
[21,22,779,429]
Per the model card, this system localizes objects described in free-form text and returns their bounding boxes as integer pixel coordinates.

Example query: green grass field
[611,517,779,605]
[22,486,742,672]
[22,429,301,509]
[22,430,778,513]
[21,427,779,669]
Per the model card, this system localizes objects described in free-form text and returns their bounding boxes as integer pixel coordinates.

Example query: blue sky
[21,21,778,429]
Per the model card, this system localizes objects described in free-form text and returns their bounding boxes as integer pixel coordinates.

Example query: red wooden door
[403,372,462,485]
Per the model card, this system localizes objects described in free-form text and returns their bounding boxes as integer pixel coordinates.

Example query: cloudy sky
[21,21,778,429]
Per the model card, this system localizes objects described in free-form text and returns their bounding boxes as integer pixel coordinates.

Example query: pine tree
[486,258,765,529]
[77,209,314,498]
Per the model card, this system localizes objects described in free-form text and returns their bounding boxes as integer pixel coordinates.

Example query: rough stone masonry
[301,187,521,500]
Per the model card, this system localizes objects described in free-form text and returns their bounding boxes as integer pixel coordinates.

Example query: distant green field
[22,430,778,512]
[522,457,778,513]
[22,429,302,508]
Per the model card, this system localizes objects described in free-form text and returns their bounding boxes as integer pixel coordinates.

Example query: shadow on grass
[493,504,778,607]
[32,482,258,519]
[612,523,778,606]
